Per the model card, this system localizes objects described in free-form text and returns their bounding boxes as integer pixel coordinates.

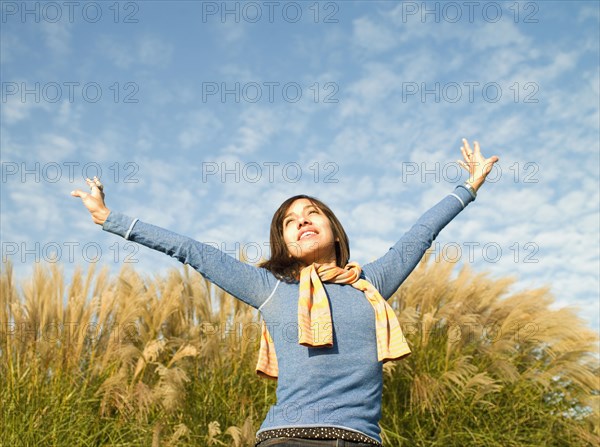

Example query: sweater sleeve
[101,212,277,309]
[362,185,476,299]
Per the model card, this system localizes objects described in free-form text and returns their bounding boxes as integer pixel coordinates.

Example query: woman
[72,139,498,446]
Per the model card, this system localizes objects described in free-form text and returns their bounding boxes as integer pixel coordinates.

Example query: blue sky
[1,1,599,333]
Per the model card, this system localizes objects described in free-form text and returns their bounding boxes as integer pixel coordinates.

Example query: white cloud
[346,62,400,104]
[40,21,71,55]
[215,20,246,45]
[0,33,25,64]
[2,95,33,124]
[220,108,277,154]
[178,110,223,150]
[466,20,531,51]
[577,4,600,23]
[34,134,77,162]
[352,16,398,53]
[6,180,64,234]
[54,101,79,127]
[98,35,173,69]
[350,200,402,235]
[138,36,173,67]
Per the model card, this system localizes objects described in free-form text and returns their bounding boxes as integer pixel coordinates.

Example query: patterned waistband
[255,426,382,446]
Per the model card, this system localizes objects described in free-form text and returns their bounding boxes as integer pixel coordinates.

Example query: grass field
[1,255,598,446]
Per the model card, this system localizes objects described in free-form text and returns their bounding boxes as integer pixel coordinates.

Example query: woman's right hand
[71,176,111,225]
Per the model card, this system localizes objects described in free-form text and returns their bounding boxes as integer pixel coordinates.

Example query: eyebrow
[283,204,318,221]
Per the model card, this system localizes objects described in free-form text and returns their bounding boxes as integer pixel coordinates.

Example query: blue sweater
[101,185,475,443]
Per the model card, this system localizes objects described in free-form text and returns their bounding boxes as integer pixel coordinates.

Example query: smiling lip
[298,228,318,241]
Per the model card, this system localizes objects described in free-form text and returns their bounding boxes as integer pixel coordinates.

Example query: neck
[300,258,337,268]
[318,260,337,268]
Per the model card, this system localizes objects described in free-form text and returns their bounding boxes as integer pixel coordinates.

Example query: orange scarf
[256,262,411,379]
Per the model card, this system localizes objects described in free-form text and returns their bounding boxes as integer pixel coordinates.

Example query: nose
[296,215,311,229]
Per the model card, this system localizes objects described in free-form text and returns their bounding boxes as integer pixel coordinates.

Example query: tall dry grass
[1,260,269,446]
[1,254,598,446]
[383,252,599,446]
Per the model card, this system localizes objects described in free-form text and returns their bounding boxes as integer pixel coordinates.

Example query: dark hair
[259,194,350,283]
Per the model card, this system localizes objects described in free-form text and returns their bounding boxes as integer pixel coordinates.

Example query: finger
[70,189,89,199]
[457,160,469,171]
[462,138,472,156]
[473,141,482,157]
[86,178,102,198]
[483,155,499,166]
[93,176,104,190]
[460,144,470,161]
[460,143,472,165]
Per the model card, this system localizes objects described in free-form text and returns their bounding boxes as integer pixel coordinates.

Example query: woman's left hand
[457,138,499,192]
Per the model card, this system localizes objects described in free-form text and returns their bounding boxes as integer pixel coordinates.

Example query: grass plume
[1,254,598,446]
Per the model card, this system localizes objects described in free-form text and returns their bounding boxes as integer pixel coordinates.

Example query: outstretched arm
[71,177,277,309]
[362,138,499,299]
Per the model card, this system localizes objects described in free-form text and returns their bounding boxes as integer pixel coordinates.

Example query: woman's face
[282,198,337,266]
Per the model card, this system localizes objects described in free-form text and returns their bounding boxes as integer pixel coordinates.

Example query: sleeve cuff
[451,184,476,208]
[101,211,139,240]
